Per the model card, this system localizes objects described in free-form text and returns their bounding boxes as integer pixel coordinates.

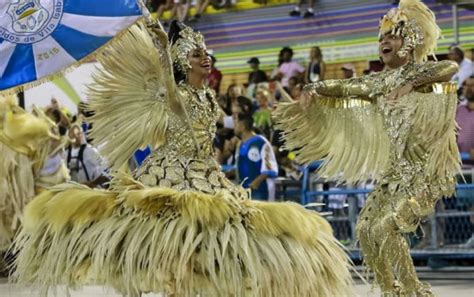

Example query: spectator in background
[290,82,304,101]
[448,45,473,90]
[253,88,273,139]
[221,84,244,115]
[272,47,305,88]
[189,0,209,22]
[471,48,474,74]
[216,95,254,165]
[48,97,72,120]
[65,124,109,188]
[73,101,94,141]
[275,79,297,102]
[305,46,325,83]
[207,55,222,95]
[341,63,357,79]
[171,0,191,22]
[456,75,474,165]
[190,0,235,21]
[459,79,469,105]
[247,57,268,85]
[148,0,174,22]
[234,113,278,200]
[45,98,70,136]
[231,96,254,118]
[287,76,298,92]
[289,0,316,18]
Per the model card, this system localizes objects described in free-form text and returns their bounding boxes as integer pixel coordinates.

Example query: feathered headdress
[379,0,441,62]
[168,21,206,73]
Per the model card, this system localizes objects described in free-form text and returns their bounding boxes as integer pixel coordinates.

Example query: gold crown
[170,26,206,73]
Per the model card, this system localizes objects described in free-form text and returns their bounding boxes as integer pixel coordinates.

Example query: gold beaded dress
[12,23,353,297]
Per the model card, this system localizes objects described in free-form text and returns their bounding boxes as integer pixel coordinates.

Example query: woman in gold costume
[276,0,459,296]
[12,21,353,296]
[0,97,67,270]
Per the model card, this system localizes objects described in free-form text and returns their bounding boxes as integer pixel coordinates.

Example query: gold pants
[356,185,438,297]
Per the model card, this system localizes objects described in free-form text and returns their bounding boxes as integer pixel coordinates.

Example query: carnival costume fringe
[0,97,57,252]
[13,175,353,297]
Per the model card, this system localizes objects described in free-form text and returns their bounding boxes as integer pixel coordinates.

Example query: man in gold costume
[11,20,353,297]
[276,0,459,296]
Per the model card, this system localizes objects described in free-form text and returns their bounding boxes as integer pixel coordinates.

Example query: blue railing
[300,159,474,205]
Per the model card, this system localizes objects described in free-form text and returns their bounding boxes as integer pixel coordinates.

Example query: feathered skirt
[12,156,354,297]
[0,142,35,253]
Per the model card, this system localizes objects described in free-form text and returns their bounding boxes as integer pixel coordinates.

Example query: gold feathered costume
[275,1,460,296]
[0,97,62,254]
[12,22,353,296]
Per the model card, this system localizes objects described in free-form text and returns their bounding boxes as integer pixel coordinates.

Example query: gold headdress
[379,0,441,62]
[168,22,206,73]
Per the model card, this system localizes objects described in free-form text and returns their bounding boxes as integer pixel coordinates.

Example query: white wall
[24,62,99,114]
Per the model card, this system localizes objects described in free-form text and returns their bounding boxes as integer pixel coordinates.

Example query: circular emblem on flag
[0,0,143,92]
[248,147,261,162]
[0,0,64,44]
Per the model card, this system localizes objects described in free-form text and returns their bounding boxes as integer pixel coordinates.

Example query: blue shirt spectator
[234,114,278,200]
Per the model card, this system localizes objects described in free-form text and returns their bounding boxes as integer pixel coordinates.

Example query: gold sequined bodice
[368,64,458,196]
[159,84,220,160]
[300,61,459,194]
[306,62,460,211]
[134,83,247,199]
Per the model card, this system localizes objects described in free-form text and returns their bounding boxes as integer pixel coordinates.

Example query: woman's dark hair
[222,84,239,115]
[168,20,188,84]
[277,47,293,66]
[173,64,187,84]
[449,45,464,60]
[312,46,323,59]
[226,83,238,97]
[168,20,183,45]
[281,47,293,56]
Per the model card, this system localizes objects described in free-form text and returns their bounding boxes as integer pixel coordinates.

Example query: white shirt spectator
[452,58,473,89]
[66,144,106,184]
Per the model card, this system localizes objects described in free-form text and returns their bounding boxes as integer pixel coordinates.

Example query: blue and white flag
[0,0,143,92]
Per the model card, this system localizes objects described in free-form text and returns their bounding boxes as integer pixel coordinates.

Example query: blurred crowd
[147,0,237,23]
[145,0,406,24]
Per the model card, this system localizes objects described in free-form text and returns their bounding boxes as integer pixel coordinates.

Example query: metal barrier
[236,160,474,260]
[297,165,474,261]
